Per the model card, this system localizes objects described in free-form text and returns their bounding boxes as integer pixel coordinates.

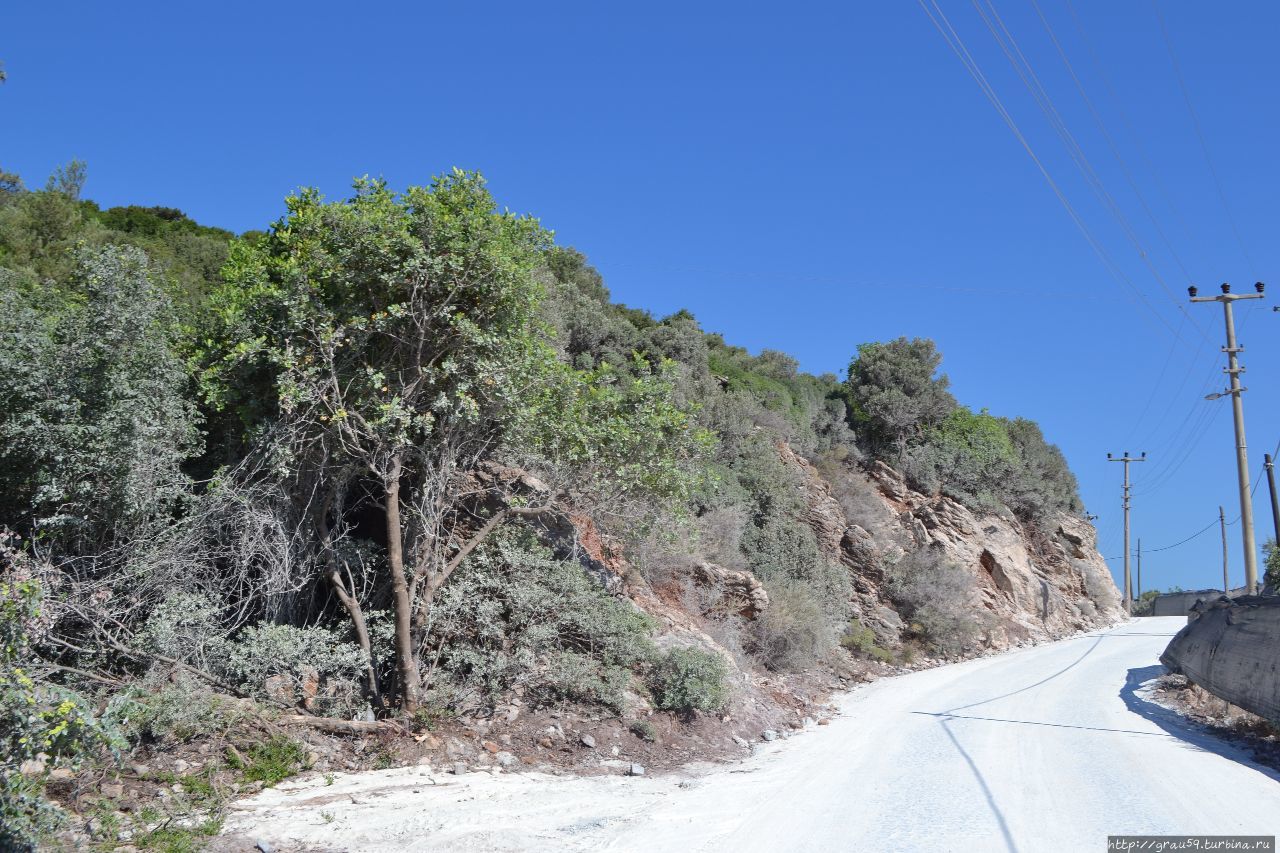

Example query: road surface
[226,617,1280,852]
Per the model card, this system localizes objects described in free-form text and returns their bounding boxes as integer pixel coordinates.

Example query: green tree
[846,337,957,458]
[206,172,708,712]
[0,246,201,550]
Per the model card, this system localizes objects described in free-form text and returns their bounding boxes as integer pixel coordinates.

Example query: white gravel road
[226,617,1280,852]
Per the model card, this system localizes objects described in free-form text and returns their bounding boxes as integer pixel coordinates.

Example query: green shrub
[229,736,306,786]
[887,550,984,656]
[429,531,657,712]
[104,678,244,745]
[840,619,895,663]
[138,591,228,675]
[1,566,120,851]
[749,582,836,671]
[1264,539,1279,591]
[648,646,729,713]
[629,719,657,742]
[741,513,852,621]
[222,622,365,716]
[136,816,223,852]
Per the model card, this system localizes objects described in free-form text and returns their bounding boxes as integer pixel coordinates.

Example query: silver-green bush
[648,646,729,713]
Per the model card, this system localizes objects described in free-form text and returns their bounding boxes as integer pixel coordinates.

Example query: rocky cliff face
[779,442,1123,652]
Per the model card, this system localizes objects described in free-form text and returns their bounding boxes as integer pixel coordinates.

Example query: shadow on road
[907,630,1125,853]
[1119,665,1280,784]
[939,717,1020,853]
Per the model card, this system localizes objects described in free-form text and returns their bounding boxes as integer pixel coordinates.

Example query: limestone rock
[692,562,770,619]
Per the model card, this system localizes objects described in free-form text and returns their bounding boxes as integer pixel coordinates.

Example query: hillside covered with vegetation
[0,164,1096,849]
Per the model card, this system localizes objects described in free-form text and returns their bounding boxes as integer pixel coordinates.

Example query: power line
[914,0,1187,345]
[1063,0,1200,260]
[1109,440,1280,561]
[1031,0,1198,289]
[1102,515,1224,561]
[974,0,1207,345]
[1150,0,1258,278]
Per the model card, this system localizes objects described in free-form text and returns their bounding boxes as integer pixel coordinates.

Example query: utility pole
[1266,453,1279,546]
[1220,506,1229,593]
[1108,451,1145,615]
[1190,282,1265,595]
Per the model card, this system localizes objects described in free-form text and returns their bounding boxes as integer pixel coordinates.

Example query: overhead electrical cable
[1029,0,1199,290]
[1063,0,1199,259]
[1119,314,1185,447]
[972,0,1209,349]
[915,0,1187,345]
[1102,516,1221,561]
[1150,0,1259,279]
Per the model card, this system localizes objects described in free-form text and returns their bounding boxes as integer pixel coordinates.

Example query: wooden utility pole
[1220,505,1229,593]
[1190,282,1265,594]
[1108,451,1145,615]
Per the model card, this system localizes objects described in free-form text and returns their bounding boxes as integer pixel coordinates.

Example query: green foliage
[648,646,729,713]
[629,719,657,742]
[840,619,895,663]
[222,623,366,715]
[0,245,201,548]
[429,531,657,711]
[138,592,227,674]
[135,817,224,852]
[104,678,247,745]
[203,170,549,449]
[1,563,119,850]
[0,164,232,314]
[1262,539,1279,591]
[887,549,984,656]
[741,515,851,618]
[229,736,306,786]
[846,337,957,457]
[1000,418,1081,518]
[903,407,1016,512]
[1132,589,1160,617]
[515,355,714,519]
[749,581,837,671]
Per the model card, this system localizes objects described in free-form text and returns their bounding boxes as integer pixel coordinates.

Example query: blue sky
[4,1,1278,594]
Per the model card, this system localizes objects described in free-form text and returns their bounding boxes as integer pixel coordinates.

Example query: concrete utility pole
[1266,453,1280,546]
[1220,505,1229,593]
[1190,282,1265,595]
[1108,451,1145,615]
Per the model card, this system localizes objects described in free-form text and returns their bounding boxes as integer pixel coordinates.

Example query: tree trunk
[384,455,421,712]
[326,567,380,705]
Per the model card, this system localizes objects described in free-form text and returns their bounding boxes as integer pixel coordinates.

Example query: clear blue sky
[4,1,1279,594]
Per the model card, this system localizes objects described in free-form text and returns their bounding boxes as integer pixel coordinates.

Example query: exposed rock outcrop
[776,442,1122,652]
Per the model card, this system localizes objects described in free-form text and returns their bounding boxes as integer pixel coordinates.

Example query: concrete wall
[1160,596,1280,724]
[1148,588,1247,617]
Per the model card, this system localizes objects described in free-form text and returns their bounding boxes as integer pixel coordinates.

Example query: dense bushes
[2,560,120,850]
[428,532,658,712]
[648,647,729,713]
[0,161,1097,843]
[846,340,1079,523]
[0,246,200,550]
[749,582,836,671]
[886,549,985,656]
[1261,539,1279,591]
